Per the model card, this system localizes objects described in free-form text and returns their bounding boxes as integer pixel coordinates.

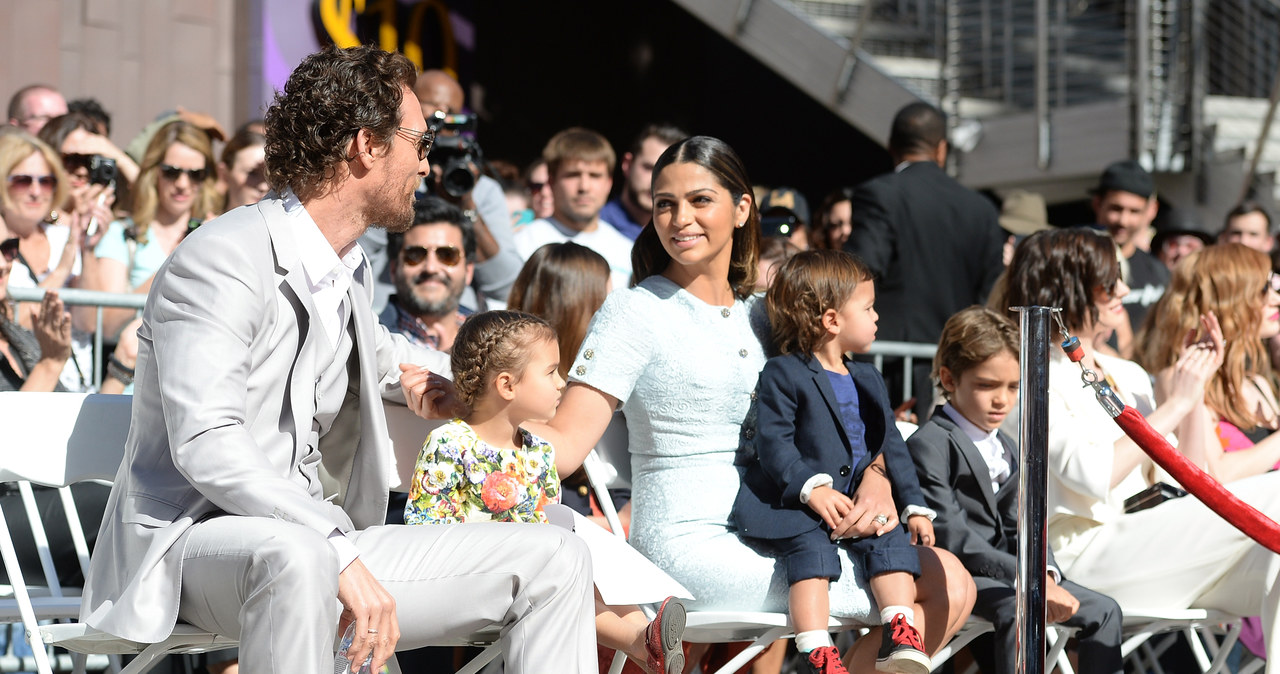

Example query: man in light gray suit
[79,45,597,673]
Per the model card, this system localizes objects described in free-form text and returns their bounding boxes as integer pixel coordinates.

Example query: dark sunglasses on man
[401,244,462,267]
[1,238,19,263]
[395,127,435,161]
[158,164,208,183]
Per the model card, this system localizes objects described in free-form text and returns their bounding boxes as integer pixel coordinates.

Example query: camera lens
[442,158,476,198]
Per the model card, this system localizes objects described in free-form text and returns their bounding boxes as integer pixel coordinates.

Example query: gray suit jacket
[907,407,1058,583]
[80,196,447,643]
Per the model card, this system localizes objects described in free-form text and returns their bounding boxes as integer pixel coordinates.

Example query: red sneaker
[644,596,686,674]
[804,645,851,674]
[875,613,931,674]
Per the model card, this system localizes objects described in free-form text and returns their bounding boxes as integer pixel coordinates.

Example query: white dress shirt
[282,189,365,570]
[944,402,1011,494]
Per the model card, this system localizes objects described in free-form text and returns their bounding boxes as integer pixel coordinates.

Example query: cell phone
[86,189,112,239]
[88,155,117,186]
[1123,482,1187,513]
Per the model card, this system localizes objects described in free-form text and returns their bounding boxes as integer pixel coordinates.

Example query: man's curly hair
[263,45,416,201]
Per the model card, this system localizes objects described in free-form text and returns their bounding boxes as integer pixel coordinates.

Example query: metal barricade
[7,287,145,388]
[864,340,938,401]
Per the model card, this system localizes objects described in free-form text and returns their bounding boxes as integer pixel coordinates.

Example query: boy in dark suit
[734,250,935,674]
[906,307,1122,674]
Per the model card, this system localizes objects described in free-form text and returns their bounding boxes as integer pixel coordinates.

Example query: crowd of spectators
[7,57,1280,674]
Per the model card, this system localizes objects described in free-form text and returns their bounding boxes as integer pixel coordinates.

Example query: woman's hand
[33,290,72,364]
[68,183,115,252]
[830,461,899,540]
[908,515,935,546]
[1164,312,1223,408]
[399,363,467,419]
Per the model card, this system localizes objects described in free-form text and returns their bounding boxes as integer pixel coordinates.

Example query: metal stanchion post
[1013,306,1051,674]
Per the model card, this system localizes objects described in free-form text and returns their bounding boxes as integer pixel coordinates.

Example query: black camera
[88,155,117,187]
[425,111,483,198]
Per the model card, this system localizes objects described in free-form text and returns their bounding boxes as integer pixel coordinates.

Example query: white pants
[1060,472,1280,669]
[175,517,597,672]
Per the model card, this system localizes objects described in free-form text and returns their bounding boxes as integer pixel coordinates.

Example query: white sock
[794,629,834,653]
[880,605,915,626]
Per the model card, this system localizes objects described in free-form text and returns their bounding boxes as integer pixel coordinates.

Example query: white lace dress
[570,275,875,618]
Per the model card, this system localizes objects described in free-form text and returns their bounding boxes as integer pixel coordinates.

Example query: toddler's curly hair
[450,311,558,409]
[766,249,873,356]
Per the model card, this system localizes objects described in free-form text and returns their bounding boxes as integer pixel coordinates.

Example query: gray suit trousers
[176,517,597,672]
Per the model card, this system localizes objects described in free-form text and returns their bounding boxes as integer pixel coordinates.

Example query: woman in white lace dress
[522,136,975,668]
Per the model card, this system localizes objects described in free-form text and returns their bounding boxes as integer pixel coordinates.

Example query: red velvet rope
[1113,405,1280,555]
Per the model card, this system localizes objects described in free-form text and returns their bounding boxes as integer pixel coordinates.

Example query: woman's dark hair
[507,242,610,379]
[631,135,760,298]
[989,227,1122,331]
[36,112,98,154]
[220,125,266,169]
[263,45,416,202]
[815,186,856,249]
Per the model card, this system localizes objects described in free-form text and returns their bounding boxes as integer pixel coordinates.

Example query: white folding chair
[1121,608,1243,674]
[0,392,237,674]
[5,394,511,674]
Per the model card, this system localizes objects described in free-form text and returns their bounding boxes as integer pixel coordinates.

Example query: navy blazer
[733,352,926,540]
[907,406,1059,582]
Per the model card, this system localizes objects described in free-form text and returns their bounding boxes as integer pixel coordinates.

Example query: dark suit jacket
[844,161,1004,344]
[733,353,925,540]
[906,406,1058,582]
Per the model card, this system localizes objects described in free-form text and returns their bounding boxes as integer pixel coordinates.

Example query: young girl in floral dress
[404,310,685,674]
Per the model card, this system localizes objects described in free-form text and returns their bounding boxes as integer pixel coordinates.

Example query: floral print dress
[404,418,561,524]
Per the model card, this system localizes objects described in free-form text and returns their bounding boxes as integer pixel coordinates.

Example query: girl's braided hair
[450,310,558,409]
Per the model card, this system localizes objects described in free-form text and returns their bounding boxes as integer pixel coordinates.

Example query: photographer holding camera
[413,70,520,307]
[359,70,519,313]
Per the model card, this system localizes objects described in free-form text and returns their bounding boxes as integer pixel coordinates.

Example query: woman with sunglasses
[1141,243,1280,481]
[0,132,87,312]
[217,124,268,213]
[993,228,1280,662]
[86,120,218,341]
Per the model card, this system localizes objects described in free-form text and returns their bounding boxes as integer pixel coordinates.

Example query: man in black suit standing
[845,102,1004,422]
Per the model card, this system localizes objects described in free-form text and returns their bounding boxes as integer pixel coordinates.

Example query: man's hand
[399,363,468,419]
[1045,576,1080,624]
[807,485,853,530]
[336,559,399,673]
[907,514,934,546]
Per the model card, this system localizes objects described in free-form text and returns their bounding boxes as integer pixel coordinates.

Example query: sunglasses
[401,245,462,267]
[527,181,549,192]
[395,127,435,161]
[62,153,94,172]
[1265,273,1280,295]
[7,174,57,192]
[1,238,18,262]
[158,164,209,182]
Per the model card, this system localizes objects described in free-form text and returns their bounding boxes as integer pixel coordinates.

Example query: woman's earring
[736,221,745,228]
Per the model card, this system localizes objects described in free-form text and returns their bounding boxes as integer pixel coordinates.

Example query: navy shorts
[773,524,921,586]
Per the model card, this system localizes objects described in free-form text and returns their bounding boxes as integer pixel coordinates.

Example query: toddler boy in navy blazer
[733,250,936,674]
